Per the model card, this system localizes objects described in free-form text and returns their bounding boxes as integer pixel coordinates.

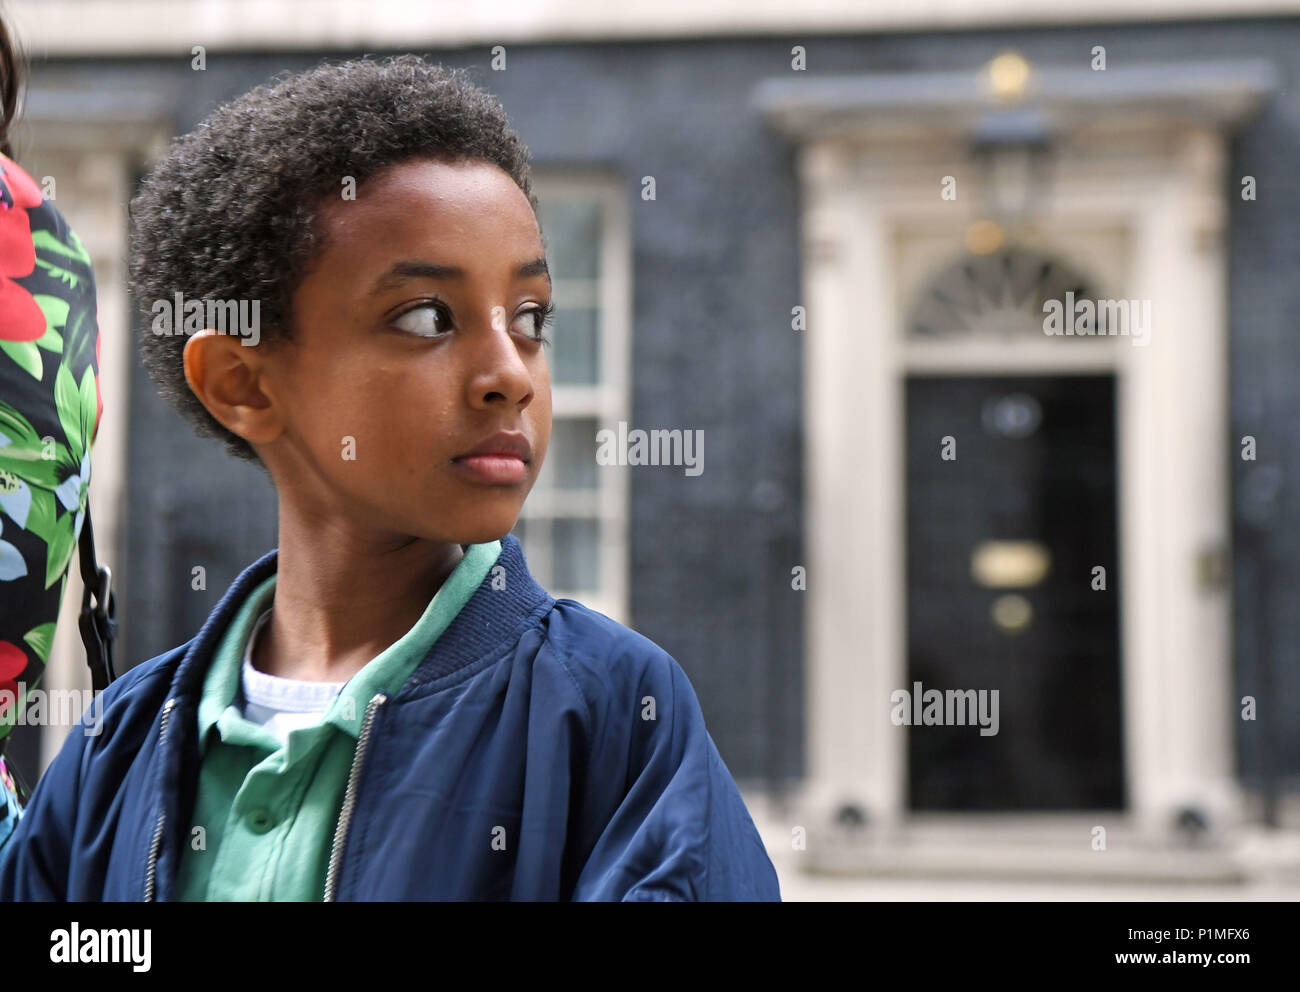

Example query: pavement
[744,792,1300,902]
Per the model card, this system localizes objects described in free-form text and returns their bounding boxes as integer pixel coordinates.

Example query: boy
[0,56,781,901]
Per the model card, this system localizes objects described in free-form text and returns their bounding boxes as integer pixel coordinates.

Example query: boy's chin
[436,514,521,547]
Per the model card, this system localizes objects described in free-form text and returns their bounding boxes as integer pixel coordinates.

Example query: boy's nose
[465,310,535,408]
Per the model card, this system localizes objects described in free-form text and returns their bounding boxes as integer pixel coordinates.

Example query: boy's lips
[452,431,532,462]
[451,431,532,484]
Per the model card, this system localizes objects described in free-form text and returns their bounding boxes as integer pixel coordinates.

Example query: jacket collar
[149,533,552,901]
[163,532,553,708]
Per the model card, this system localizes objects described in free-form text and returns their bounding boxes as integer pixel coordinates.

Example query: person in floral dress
[0,137,103,847]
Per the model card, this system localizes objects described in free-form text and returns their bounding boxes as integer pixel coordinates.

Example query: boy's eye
[517,300,555,344]
[392,301,449,337]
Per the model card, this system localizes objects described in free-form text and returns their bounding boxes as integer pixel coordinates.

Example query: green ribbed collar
[194,541,502,756]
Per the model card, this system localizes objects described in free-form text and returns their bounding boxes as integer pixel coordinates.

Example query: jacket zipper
[143,697,177,902]
[323,692,387,902]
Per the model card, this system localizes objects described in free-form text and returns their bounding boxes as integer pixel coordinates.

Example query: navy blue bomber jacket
[0,534,781,901]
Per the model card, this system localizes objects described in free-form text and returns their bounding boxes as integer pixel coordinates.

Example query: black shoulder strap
[77,504,119,691]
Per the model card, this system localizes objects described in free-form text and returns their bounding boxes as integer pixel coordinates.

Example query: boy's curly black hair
[128,55,539,463]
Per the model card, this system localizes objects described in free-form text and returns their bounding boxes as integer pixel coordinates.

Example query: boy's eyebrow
[370,257,550,294]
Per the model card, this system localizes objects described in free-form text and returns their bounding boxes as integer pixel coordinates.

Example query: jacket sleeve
[0,760,23,852]
[569,646,781,902]
[0,706,89,900]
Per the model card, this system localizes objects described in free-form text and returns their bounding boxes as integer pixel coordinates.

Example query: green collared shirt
[174,541,502,901]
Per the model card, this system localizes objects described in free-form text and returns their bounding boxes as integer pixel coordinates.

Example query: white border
[798,124,1239,854]
[522,172,631,626]
[9,0,1300,55]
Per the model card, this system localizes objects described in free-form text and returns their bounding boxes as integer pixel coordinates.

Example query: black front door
[905,374,1124,811]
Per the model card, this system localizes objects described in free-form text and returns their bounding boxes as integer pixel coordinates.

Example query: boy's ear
[182,330,284,448]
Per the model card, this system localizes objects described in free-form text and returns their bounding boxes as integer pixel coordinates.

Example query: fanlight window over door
[906,245,1107,343]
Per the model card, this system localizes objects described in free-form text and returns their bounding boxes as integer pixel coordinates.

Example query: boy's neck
[253,510,466,683]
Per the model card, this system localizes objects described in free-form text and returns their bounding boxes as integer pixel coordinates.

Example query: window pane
[554,518,600,592]
[509,516,552,587]
[540,198,601,280]
[534,417,599,492]
[550,306,599,385]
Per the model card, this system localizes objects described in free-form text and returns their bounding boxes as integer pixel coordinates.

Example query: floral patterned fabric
[0,152,102,763]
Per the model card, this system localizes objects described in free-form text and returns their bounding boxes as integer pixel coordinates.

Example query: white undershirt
[238,609,347,745]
